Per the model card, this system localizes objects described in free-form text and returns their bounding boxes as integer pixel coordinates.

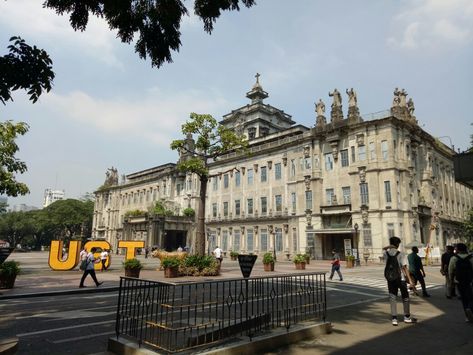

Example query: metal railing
[115,273,326,353]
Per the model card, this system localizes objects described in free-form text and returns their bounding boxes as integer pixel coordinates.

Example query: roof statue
[392,88,401,107]
[328,88,342,108]
[315,99,326,116]
[104,167,119,186]
[246,72,268,104]
[346,88,357,107]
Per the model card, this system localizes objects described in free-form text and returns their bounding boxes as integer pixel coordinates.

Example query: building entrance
[163,231,187,251]
[322,233,353,260]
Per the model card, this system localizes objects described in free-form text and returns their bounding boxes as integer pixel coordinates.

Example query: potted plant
[293,254,306,270]
[303,253,311,265]
[161,257,180,278]
[262,252,275,271]
[0,261,21,289]
[346,255,355,268]
[230,251,239,261]
[123,258,143,278]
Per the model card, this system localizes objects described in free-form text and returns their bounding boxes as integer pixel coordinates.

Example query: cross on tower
[255,72,260,83]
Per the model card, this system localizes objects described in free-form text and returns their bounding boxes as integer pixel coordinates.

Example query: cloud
[0,0,123,68]
[387,0,473,50]
[41,88,230,146]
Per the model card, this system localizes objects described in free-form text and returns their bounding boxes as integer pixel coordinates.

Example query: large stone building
[92,77,473,260]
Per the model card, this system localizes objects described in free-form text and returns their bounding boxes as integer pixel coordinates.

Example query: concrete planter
[124,268,141,278]
[295,262,306,270]
[264,263,275,271]
[0,273,17,289]
[164,266,179,278]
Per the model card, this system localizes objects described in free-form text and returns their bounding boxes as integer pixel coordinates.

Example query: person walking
[384,236,416,326]
[100,249,109,271]
[329,249,343,281]
[79,247,103,288]
[213,245,223,269]
[448,243,473,323]
[408,246,430,297]
[79,247,87,271]
[441,245,456,299]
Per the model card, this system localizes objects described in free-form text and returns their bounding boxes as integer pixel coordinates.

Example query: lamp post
[354,223,360,266]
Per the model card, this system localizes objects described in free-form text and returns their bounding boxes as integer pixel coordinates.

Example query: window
[291,192,296,212]
[292,229,298,252]
[358,146,366,161]
[360,183,369,205]
[176,184,181,196]
[275,163,282,180]
[247,168,254,185]
[261,197,267,215]
[247,229,254,252]
[290,159,296,177]
[153,189,157,201]
[305,190,312,210]
[387,223,395,238]
[324,153,334,171]
[233,230,240,251]
[363,224,372,247]
[342,186,351,204]
[223,174,229,188]
[275,195,282,212]
[235,171,241,187]
[212,177,218,191]
[351,146,356,163]
[222,230,228,251]
[261,166,267,182]
[381,140,388,160]
[212,203,217,217]
[341,149,349,167]
[275,228,283,251]
[248,127,256,139]
[247,198,253,214]
[369,142,376,160]
[260,229,268,252]
[223,202,228,216]
[384,181,392,203]
[326,188,334,205]
[235,200,240,216]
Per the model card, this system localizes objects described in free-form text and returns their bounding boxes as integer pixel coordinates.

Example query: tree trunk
[195,175,208,256]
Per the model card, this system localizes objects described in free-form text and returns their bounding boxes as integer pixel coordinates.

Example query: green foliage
[0,201,8,214]
[462,208,473,247]
[124,209,146,217]
[179,255,218,276]
[0,260,20,277]
[152,200,174,216]
[262,252,275,264]
[182,207,195,217]
[161,256,181,269]
[303,253,310,261]
[0,121,30,197]
[123,258,143,270]
[0,211,36,247]
[347,255,356,262]
[0,37,54,105]
[293,254,306,263]
[44,0,255,69]
[230,251,239,257]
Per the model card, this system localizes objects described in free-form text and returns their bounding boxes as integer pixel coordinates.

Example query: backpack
[79,259,88,271]
[454,254,473,284]
[384,251,401,281]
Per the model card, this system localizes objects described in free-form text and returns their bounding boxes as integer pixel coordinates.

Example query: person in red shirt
[329,249,343,281]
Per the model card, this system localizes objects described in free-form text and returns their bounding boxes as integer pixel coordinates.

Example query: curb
[0,286,120,300]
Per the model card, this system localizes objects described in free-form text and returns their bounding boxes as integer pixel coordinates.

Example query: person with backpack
[79,247,103,288]
[448,243,473,322]
[384,236,416,326]
[441,245,457,299]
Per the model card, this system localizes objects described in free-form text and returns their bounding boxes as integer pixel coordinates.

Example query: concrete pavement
[1,251,472,355]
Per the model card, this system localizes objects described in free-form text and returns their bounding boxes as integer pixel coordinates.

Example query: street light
[354,223,360,266]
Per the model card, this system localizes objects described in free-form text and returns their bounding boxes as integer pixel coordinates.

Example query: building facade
[93,78,473,259]
[43,189,65,207]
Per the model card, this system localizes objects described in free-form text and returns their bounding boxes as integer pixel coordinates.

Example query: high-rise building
[43,189,65,207]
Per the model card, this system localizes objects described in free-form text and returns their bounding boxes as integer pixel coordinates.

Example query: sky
[1,0,472,208]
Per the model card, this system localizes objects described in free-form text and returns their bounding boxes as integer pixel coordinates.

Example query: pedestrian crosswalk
[328,276,440,292]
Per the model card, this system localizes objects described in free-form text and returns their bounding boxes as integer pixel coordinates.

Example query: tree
[0,36,54,105]
[0,121,30,196]
[0,211,36,247]
[171,113,246,255]
[44,0,256,68]
[463,208,473,249]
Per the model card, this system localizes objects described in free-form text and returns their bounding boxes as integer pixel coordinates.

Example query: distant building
[0,197,7,204]
[43,189,65,207]
[11,204,38,212]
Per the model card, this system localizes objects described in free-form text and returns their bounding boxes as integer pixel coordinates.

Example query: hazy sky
[1,0,472,208]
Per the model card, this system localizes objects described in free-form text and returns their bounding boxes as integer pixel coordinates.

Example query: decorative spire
[246,72,268,104]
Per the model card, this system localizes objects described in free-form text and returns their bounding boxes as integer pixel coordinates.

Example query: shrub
[262,252,275,264]
[124,209,146,217]
[230,251,239,257]
[152,200,174,216]
[179,255,219,276]
[182,207,195,217]
[161,257,180,269]
[347,255,356,262]
[0,260,20,277]
[293,254,306,263]
[123,258,143,270]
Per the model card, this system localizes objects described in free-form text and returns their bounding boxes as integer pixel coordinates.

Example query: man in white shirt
[213,246,223,268]
[100,249,109,271]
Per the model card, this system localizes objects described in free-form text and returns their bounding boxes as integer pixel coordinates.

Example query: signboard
[238,254,257,278]
[0,247,14,264]
[344,239,352,256]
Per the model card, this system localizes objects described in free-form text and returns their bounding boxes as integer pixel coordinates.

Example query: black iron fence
[115,273,326,353]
